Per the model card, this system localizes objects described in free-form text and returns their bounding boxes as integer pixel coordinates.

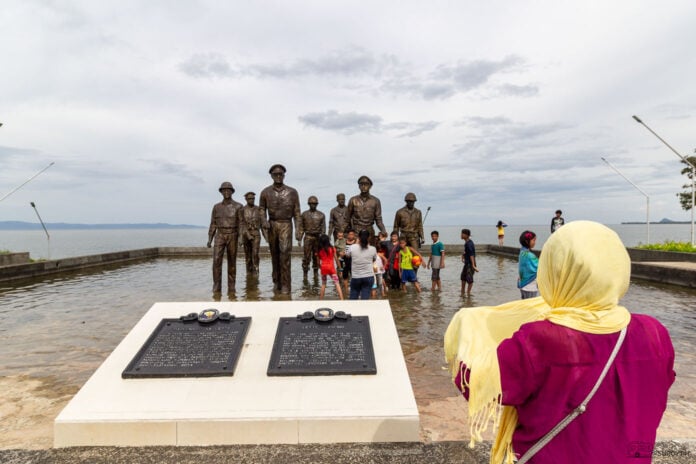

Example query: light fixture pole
[601,157,650,244]
[0,162,55,202]
[632,115,695,246]
[30,201,50,260]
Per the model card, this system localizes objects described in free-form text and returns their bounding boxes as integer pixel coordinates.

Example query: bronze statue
[328,193,348,241]
[239,191,269,276]
[393,192,424,248]
[346,175,386,243]
[259,164,302,294]
[207,181,243,295]
[299,195,326,276]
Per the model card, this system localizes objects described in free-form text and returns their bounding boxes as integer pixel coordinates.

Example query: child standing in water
[399,236,424,293]
[426,230,445,291]
[317,234,344,300]
[517,230,539,299]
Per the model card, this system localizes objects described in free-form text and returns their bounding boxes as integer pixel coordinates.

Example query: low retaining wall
[0,252,30,267]
[626,248,696,263]
[1,245,694,288]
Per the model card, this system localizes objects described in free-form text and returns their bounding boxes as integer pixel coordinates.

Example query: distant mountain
[0,221,204,230]
[621,218,690,225]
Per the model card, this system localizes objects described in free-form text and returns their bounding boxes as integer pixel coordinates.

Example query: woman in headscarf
[444,221,675,463]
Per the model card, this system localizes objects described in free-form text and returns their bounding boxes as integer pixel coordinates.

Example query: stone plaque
[267,316,376,376]
[122,317,251,379]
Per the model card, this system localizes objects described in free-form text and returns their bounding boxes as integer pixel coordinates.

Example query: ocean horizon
[1,222,692,260]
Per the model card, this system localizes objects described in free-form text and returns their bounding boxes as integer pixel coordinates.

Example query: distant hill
[621,218,690,225]
[0,221,204,230]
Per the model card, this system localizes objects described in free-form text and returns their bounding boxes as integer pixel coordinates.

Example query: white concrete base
[54,301,419,446]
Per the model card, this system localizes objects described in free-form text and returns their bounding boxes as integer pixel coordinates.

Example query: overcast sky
[1,1,695,227]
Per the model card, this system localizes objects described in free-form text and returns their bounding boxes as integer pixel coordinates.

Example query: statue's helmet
[404,192,417,201]
[219,182,235,193]
[269,164,287,174]
[244,191,255,199]
[357,175,373,186]
[308,196,319,205]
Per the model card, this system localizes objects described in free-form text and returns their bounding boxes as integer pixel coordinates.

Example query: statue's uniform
[259,184,301,293]
[208,200,243,293]
[300,209,326,273]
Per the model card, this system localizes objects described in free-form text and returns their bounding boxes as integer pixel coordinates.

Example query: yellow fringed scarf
[444,221,631,463]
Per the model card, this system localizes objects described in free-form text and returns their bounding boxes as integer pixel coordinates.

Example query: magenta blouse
[496,314,675,463]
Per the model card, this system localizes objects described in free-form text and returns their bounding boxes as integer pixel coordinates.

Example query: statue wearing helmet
[299,195,326,275]
[346,175,387,244]
[393,192,424,248]
[207,181,243,295]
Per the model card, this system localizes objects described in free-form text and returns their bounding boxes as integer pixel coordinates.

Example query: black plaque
[267,316,376,376]
[122,317,251,379]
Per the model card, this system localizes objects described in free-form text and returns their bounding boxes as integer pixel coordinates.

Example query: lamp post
[0,162,55,202]
[632,115,695,246]
[601,157,650,244]
[30,201,50,260]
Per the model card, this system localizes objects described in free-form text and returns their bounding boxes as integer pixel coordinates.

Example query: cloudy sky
[1,0,695,227]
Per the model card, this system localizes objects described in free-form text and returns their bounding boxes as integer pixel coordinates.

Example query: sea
[0,223,691,260]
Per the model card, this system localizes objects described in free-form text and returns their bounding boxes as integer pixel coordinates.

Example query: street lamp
[601,157,650,244]
[632,115,695,246]
[30,201,50,260]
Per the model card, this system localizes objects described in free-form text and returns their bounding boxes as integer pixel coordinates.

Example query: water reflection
[0,254,694,396]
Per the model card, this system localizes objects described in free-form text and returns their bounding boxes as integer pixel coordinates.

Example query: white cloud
[1,0,695,227]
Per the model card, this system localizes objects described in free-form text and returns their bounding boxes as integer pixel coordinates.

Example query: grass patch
[637,241,696,253]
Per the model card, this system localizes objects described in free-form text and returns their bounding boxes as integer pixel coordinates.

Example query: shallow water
[1,254,694,391]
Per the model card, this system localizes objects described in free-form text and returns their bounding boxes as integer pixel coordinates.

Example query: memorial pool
[0,254,694,448]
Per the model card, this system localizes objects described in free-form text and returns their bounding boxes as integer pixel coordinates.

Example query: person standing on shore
[207,181,243,296]
[551,209,565,233]
[259,164,302,294]
[517,230,539,299]
[460,228,478,295]
[496,220,508,246]
[445,221,675,464]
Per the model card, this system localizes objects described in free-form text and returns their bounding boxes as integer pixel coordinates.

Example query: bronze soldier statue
[207,181,243,295]
[328,193,348,242]
[259,164,302,294]
[346,175,387,243]
[299,195,326,276]
[393,192,424,248]
[239,191,269,276]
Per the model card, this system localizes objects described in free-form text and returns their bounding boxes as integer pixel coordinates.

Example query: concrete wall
[0,252,30,267]
[1,245,694,288]
[626,248,696,263]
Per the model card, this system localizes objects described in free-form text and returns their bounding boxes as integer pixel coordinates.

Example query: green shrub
[637,241,696,253]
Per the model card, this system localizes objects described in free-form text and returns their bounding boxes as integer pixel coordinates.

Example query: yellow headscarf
[444,221,631,463]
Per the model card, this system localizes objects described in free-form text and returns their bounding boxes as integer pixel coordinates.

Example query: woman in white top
[346,230,377,299]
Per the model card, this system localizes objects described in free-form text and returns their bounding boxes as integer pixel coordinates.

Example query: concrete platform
[54,301,419,447]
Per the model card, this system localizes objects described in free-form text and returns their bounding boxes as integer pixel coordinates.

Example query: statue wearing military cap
[259,164,302,294]
[299,195,326,276]
[207,181,243,295]
[347,175,386,244]
[239,191,269,276]
[328,193,348,241]
[393,192,424,248]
